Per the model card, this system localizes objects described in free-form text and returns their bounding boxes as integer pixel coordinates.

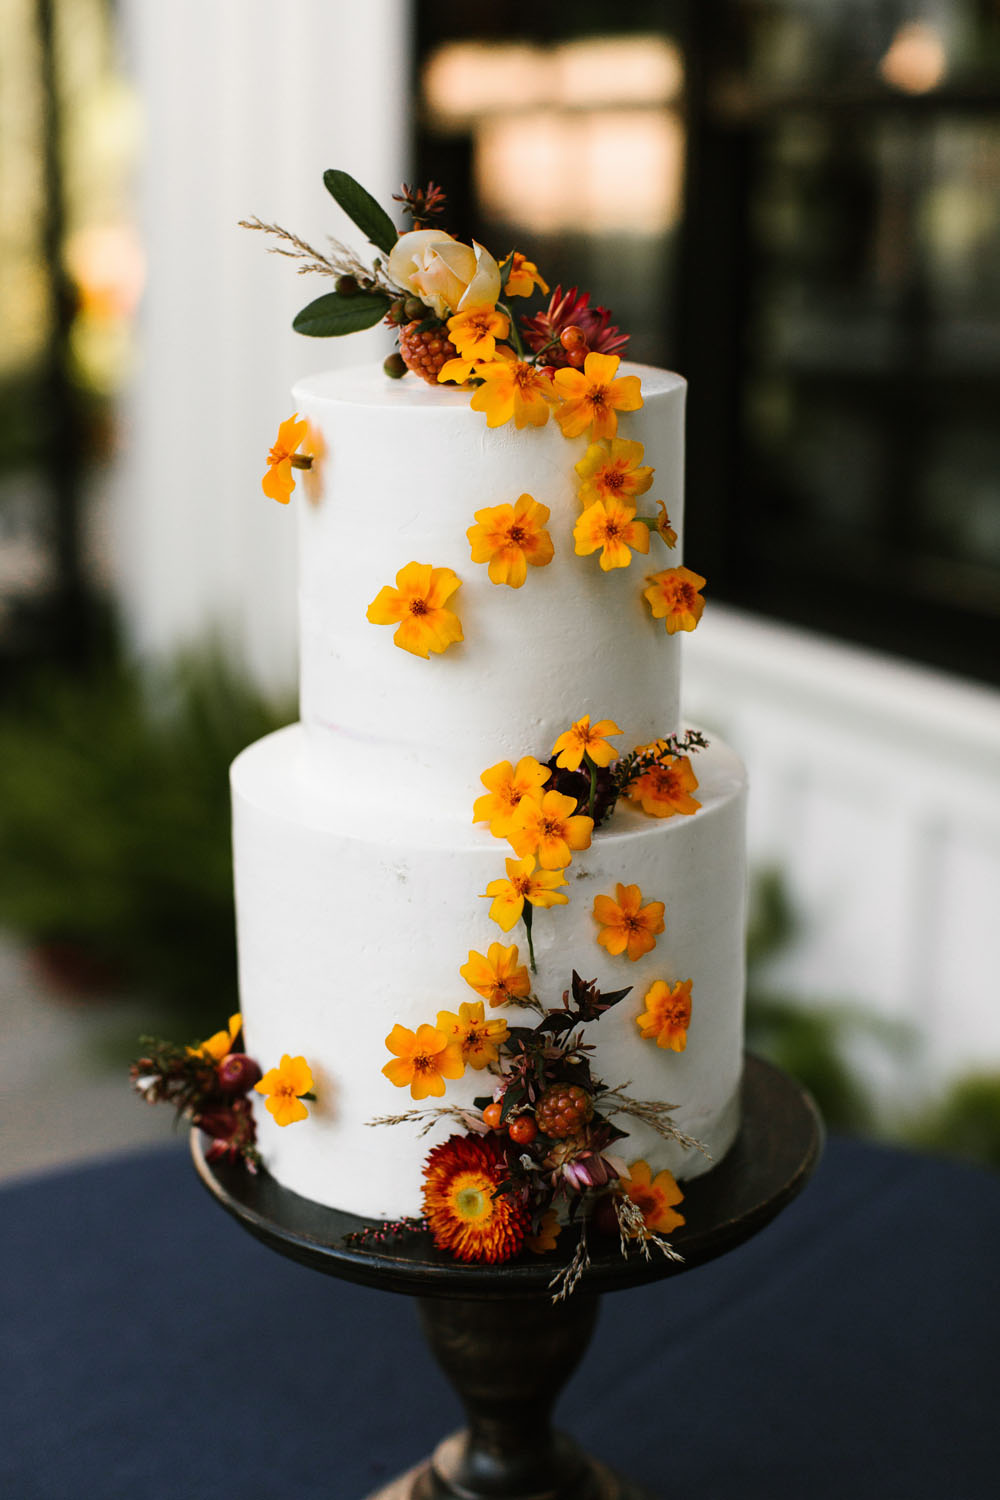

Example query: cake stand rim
[190,1053,823,1300]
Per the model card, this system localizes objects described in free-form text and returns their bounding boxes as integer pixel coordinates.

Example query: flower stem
[499,301,525,358]
[523,902,537,973]
[585,753,598,820]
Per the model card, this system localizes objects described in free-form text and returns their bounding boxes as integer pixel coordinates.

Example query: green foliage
[908,1074,1000,1170]
[293,288,391,338]
[0,647,293,1032]
[322,169,398,255]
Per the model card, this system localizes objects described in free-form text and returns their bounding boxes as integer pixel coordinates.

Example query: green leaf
[498,249,516,291]
[292,290,390,338]
[323,169,398,255]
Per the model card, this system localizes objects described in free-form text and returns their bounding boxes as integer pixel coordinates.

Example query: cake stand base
[193,1055,822,1500]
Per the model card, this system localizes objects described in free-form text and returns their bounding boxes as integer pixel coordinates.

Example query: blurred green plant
[0,646,293,1033]
[906,1074,1000,1171]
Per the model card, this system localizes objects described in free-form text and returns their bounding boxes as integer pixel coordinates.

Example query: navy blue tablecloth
[2,1136,998,1499]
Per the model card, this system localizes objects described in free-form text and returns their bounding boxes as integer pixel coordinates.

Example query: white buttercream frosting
[231,359,747,1221]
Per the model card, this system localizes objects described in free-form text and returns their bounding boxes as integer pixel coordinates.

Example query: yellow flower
[436,1001,509,1069]
[593,883,665,961]
[437,355,483,386]
[574,438,654,508]
[622,1160,685,1235]
[483,856,569,932]
[382,1023,466,1100]
[553,353,643,440]
[187,1012,242,1062]
[387,230,501,319]
[262,414,309,504]
[467,495,554,588]
[502,252,549,299]
[525,1208,562,1254]
[654,502,677,548]
[636,979,693,1052]
[627,752,701,819]
[552,715,622,772]
[643,566,706,634]
[366,562,464,658]
[573,497,650,571]
[460,943,532,1007]
[254,1054,314,1126]
[469,349,558,429]
[507,788,593,870]
[473,757,550,838]
[447,304,509,362]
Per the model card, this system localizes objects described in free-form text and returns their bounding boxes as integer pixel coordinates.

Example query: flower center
[409,598,430,616]
[267,445,286,466]
[605,467,624,491]
[590,385,609,410]
[413,1052,436,1073]
[541,816,563,838]
[453,1182,493,1222]
[624,914,642,932]
[513,875,533,896]
[513,364,536,391]
[506,524,527,546]
[604,519,623,540]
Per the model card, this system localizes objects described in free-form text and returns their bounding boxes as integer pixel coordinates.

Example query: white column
[115,0,410,692]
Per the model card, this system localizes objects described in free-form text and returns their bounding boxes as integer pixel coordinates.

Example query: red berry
[508,1115,538,1146]
[216,1053,262,1095]
[535,1084,594,1138]
[482,1102,504,1130]
[565,347,587,367]
[559,324,587,350]
[398,320,459,383]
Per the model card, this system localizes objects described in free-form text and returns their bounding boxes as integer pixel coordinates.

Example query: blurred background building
[2,0,1000,1172]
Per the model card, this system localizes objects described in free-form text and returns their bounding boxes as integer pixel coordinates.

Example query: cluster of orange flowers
[383,999,511,1100]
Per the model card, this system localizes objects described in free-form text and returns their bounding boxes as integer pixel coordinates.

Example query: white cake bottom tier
[231,724,747,1220]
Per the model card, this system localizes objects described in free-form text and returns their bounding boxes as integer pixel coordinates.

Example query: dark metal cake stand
[192,1054,822,1500]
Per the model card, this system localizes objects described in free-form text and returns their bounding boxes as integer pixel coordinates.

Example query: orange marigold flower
[473,756,550,838]
[573,496,650,572]
[654,502,677,548]
[643,566,706,634]
[575,438,654,508]
[593,883,665,962]
[262,414,309,504]
[447,303,510,362]
[253,1054,314,1126]
[483,856,569,932]
[553,352,643,440]
[423,1133,529,1263]
[507,788,594,870]
[502,252,549,299]
[636,979,693,1052]
[622,1159,685,1235]
[187,1012,242,1062]
[627,753,701,819]
[366,561,463,658]
[469,348,558,429]
[525,1208,562,1254]
[382,1022,465,1100]
[435,1000,509,1069]
[552,714,622,772]
[467,494,554,588]
[460,943,532,1007]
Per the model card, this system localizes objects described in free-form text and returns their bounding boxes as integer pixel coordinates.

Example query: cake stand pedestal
[192,1054,822,1500]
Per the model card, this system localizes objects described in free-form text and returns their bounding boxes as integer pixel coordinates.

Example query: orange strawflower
[627,753,701,819]
[502,252,549,299]
[592,883,665,961]
[435,1001,509,1069]
[636,979,693,1052]
[483,856,569,932]
[423,1133,529,1262]
[552,715,621,772]
[622,1159,685,1235]
[262,414,309,504]
[525,1208,562,1254]
[366,561,463,658]
[467,494,554,588]
[574,438,654,508]
[447,304,510,362]
[469,349,558,429]
[382,1023,465,1100]
[473,756,550,838]
[573,496,650,571]
[253,1054,314,1126]
[460,943,532,1007]
[553,353,643,440]
[507,788,593,870]
[187,1012,242,1062]
[643,566,706,634]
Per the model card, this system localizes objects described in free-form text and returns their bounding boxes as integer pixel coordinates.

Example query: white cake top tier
[292,361,686,821]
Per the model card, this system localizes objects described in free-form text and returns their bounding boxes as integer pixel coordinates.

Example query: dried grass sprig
[239,216,344,277]
[613,1193,685,1265]
[366,1104,486,1138]
[600,1085,710,1158]
[548,1221,590,1303]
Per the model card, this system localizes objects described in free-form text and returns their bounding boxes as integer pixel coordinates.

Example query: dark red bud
[216,1053,262,1095]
